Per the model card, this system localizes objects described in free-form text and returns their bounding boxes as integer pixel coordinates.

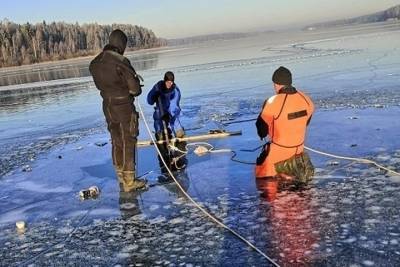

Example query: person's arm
[256,97,276,140]
[256,114,268,140]
[305,92,315,126]
[256,100,269,139]
[168,87,181,118]
[117,59,142,96]
[147,84,160,105]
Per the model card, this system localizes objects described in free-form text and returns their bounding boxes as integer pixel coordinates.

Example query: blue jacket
[147,80,183,134]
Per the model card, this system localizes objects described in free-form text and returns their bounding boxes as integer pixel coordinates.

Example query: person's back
[89,29,146,192]
[255,66,314,187]
[90,50,136,99]
[260,86,313,148]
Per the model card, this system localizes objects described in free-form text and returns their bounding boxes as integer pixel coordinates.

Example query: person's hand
[134,73,144,88]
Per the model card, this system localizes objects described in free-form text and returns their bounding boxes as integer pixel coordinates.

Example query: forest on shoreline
[0,20,166,68]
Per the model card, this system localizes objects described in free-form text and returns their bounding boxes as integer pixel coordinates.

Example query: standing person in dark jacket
[89,29,146,192]
[147,71,186,178]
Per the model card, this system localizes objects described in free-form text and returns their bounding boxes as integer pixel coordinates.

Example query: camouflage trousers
[274,152,314,186]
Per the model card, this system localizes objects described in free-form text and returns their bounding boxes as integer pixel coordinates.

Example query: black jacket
[89,47,142,100]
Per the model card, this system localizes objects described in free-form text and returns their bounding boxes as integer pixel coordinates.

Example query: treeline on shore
[0,19,167,67]
[305,4,400,29]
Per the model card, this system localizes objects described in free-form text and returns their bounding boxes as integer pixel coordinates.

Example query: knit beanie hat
[272,66,292,86]
[164,71,175,82]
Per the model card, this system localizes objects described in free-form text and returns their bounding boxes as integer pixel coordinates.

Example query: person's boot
[158,173,174,184]
[120,171,147,192]
[114,166,124,189]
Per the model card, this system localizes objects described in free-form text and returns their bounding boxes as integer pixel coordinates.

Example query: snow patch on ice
[389,176,400,183]
[366,206,381,212]
[362,260,375,266]
[343,237,357,243]
[149,204,160,211]
[149,215,166,224]
[116,252,130,259]
[169,217,185,224]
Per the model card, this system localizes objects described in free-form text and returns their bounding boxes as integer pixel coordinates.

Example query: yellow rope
[137,102,280,267]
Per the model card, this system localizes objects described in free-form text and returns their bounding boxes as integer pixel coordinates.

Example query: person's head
[164,71,175,89]
[108,29,127,55]
[272,66,292,93]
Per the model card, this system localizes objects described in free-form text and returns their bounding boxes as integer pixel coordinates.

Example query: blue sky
[1,0,399,38]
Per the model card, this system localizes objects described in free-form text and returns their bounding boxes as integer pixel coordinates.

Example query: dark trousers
[103,100,138,172]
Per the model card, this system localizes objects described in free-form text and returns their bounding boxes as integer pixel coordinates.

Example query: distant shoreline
[0,20,398,78]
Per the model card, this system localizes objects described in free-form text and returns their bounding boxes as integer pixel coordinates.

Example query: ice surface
[15,181,71,193]
[1,22,400,266]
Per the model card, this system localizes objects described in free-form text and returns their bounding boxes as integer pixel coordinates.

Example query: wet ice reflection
[1,149,400,265]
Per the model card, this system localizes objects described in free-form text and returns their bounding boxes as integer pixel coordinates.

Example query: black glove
[161,113,171,124]
[256,115,268,140]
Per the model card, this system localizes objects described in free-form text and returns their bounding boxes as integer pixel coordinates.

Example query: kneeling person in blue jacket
[147,71,186,178]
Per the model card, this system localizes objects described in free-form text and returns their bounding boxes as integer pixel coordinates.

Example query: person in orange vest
[255,66,315,189]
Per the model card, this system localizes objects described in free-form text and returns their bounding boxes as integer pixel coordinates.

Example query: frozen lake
[1,22,400,266]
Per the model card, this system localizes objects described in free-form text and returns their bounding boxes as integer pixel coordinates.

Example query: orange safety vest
[255,87,314,178]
